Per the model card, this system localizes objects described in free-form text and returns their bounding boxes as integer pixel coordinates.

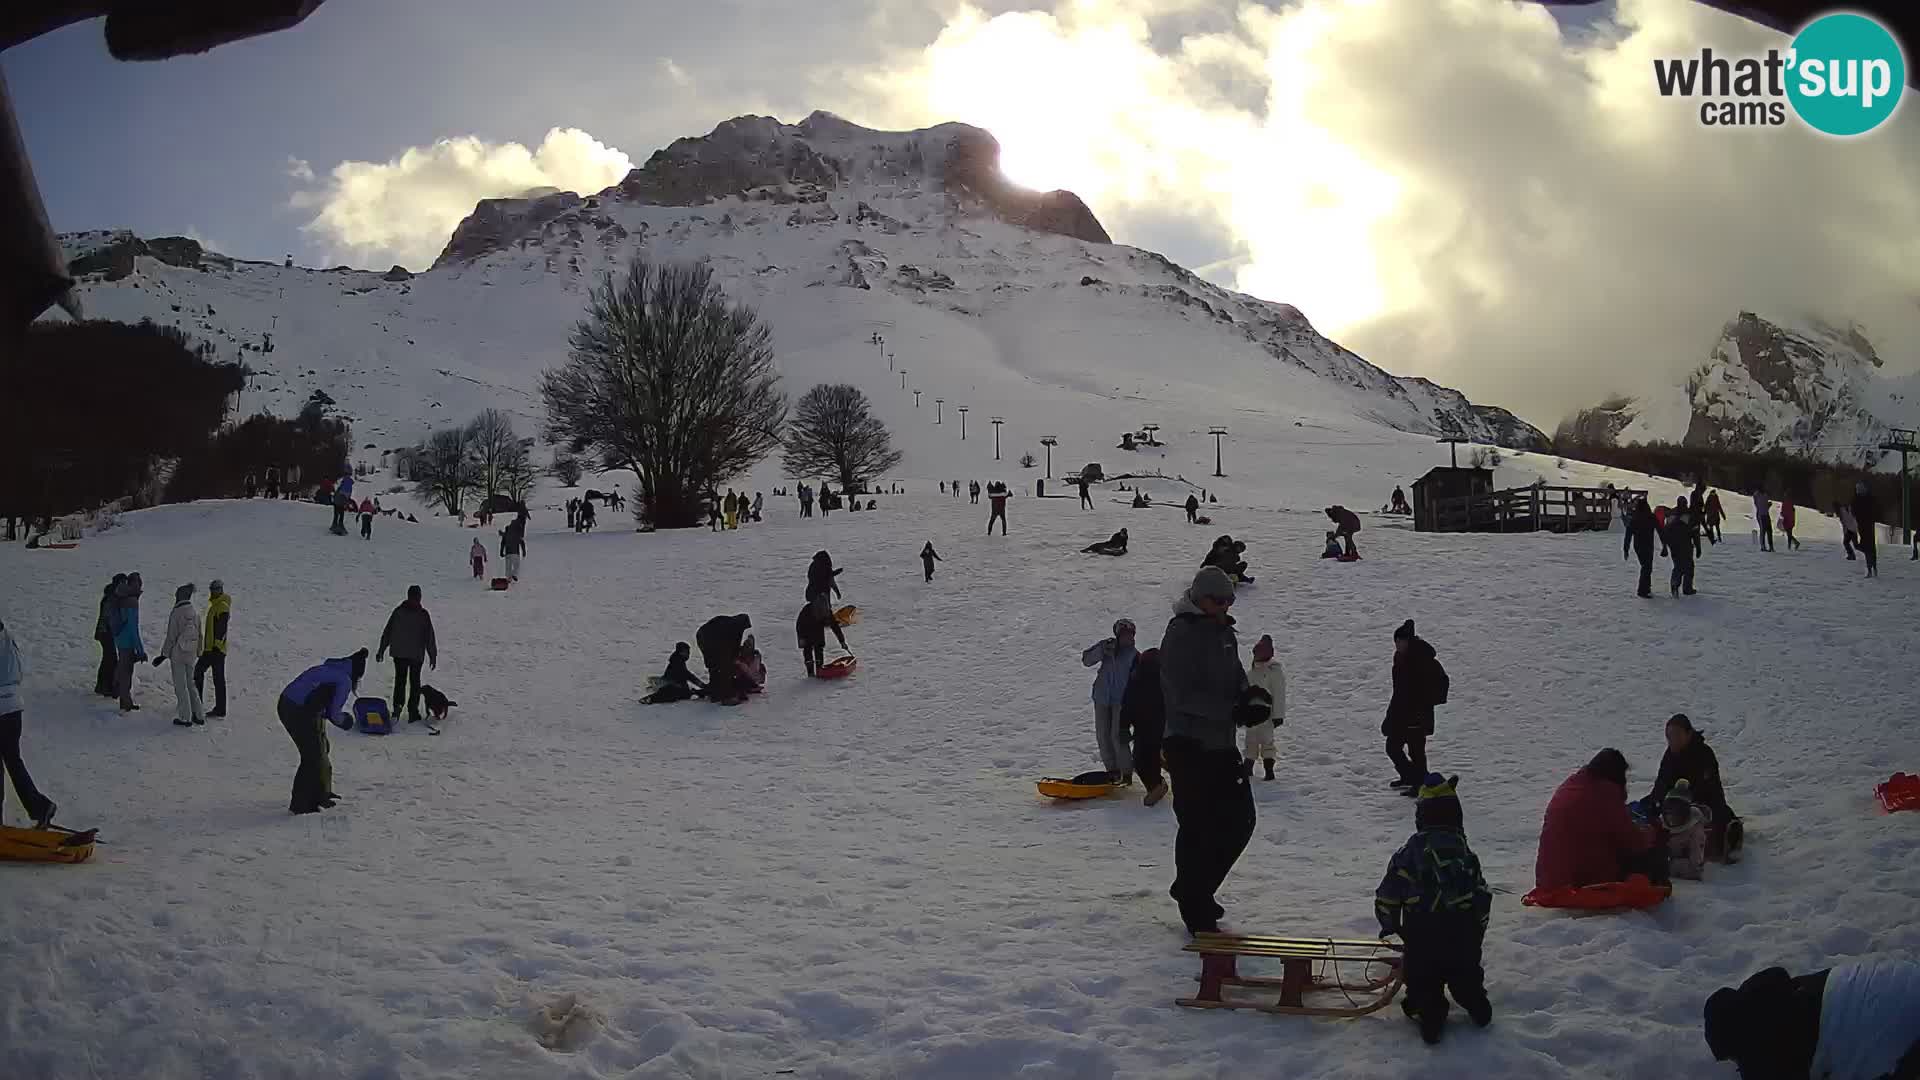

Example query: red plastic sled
[1877,772,1920,812]
[816,656,858,679]
[490,577,511,591]
[1523,874,1671,911]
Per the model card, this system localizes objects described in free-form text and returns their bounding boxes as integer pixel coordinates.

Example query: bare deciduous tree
[782,383,902,493]
[412,426,477,516]
[541,257,787,528]
[549,451,584,487]
[467,408,519,500]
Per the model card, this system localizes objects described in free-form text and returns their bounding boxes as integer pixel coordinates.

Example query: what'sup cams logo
[1653,11,1906,135]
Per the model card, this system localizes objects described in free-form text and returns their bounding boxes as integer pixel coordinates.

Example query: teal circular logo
[1787,13,1906,136]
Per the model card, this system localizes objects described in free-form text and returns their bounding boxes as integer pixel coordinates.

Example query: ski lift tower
[958,405,970,440]
[990,416,1004,460]
[1040,436,1059,475]
[1879,427,1918,543]
[1209,427,1228,477]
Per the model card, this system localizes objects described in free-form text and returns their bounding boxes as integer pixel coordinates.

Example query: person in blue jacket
[276,649,367,814]
[1082,618,1139,782]
[108,572,147,712]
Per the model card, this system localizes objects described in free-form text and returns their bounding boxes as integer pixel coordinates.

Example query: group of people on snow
[565,496,598,533]
[89,572,231,726]
[241,464,303,501]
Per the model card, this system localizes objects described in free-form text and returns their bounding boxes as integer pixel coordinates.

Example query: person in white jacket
[1245,634,1286,781]
[1,617,58,828]
[155,583,207,727]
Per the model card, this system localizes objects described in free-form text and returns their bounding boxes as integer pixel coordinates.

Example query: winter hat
[1393,619,1416,642]
[1113,618,1137,636]
[1188,566,1236,603]
[1668,712,1696,734]
[1252,634,1274,662]
[673,641,690,654]
[174,583,195,603]
[209,579,224,594]
[1584,748,1630,787]
[348,647,369,683]
[736,613,752,630]
[407,585,423,602]
[1414,773,1465,831]
[1664,779,1695,821]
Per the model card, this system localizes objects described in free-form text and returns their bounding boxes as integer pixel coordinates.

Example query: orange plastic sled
[1877,772,1920,812]
[816,656,858,679]
[1036,777,1120,800]
[1522,874,1671,911]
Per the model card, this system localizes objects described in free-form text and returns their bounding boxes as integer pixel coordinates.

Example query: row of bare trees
[540,256,902,528]
[406,408,539,516]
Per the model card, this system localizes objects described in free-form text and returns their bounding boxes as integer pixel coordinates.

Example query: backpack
[1429,656,1450,706]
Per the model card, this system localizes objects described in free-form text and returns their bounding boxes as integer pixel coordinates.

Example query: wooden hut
[1412,467,1494,532]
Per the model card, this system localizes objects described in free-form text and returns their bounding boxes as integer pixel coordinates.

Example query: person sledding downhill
[795,597,847,678]
[1374,774,1494,1046]
[1082,528,1128,556]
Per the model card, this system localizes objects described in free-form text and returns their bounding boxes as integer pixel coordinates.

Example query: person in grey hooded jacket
[1159,565,1269,935]
[1081,619,1138,781]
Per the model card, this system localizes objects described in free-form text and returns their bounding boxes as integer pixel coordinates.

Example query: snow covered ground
[2,459,1917,1079]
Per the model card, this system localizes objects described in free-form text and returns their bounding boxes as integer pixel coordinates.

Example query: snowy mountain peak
[431,114,1110,271]
[1571,310,1911,467]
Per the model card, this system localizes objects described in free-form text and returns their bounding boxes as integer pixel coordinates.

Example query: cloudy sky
[6,0,1918,424]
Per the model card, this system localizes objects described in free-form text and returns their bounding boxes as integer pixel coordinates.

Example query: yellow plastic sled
[1037,776,1122,800]
[834,605,859,626]
[0,825,97,864]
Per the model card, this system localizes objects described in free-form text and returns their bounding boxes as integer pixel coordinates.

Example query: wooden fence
[1427,485,1629,534]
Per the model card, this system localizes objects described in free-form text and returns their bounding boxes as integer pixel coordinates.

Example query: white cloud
[285,157,315,183]
[839,0,1920,424]
[290,128,634,270]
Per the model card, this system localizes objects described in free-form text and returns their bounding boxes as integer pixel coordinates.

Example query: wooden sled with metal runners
[1176,933,1404,1017]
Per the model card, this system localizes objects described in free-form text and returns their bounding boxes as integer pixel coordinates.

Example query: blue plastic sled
[354,697,395,735]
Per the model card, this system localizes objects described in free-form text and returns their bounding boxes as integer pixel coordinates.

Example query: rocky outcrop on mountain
[605,112,1109,246]
[1569,312,1908,467]
[1554,395,1640,447]
[68,234,209,280]
[432,191,583,269]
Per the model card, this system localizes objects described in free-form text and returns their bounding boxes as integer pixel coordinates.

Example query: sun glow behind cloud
[848,0,1920,421]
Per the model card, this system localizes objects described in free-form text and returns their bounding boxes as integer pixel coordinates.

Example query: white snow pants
[1243,719,1276,761]
[1093,704,1131,776]
[170,658,205,725]
[505,553,523,580]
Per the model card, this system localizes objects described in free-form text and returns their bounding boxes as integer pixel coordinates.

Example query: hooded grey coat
[1159,596,1247,752]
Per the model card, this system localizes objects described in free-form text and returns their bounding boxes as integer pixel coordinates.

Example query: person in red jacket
[1534,748,1667,890]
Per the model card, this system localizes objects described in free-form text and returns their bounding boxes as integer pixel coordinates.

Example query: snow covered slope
[49,112,1545,486]
[1569,312,1920,468]
[1,469,1913,1079]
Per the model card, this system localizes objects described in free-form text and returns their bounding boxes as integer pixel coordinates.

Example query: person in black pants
[1624,497,1656,598]
[697,613,752,705]
[795,598,847,677]
[93,575,125,696]
[1384,620,1447,794]
[1853,481,1881,578]
[1665,497,1698,597]
[2,619,58,828]
[275,650,364,813]
[376,585,437,723]
[1122,647,1167,806]
[1159,566,1266,934]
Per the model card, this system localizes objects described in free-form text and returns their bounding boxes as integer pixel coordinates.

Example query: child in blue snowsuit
[1375,773,1493,1045]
